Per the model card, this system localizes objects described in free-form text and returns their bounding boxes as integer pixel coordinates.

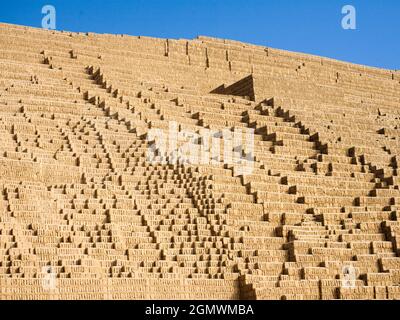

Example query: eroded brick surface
[0,23,399,300]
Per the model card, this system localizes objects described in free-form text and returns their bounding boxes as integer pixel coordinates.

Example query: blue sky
[0,0,399,70]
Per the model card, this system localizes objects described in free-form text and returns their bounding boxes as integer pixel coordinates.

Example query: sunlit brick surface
[0,23,399,300]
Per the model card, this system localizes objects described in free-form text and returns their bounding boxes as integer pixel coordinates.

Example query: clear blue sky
[1,0,399,70]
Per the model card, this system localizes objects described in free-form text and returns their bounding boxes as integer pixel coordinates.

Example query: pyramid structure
[0,22,400,300]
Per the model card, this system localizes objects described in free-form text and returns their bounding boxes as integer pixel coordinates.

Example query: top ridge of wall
[0,22,396,75]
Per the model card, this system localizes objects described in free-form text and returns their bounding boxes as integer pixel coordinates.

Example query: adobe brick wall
[0,22,399,300]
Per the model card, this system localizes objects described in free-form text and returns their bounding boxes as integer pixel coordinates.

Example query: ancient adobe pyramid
[0,22,400,300]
